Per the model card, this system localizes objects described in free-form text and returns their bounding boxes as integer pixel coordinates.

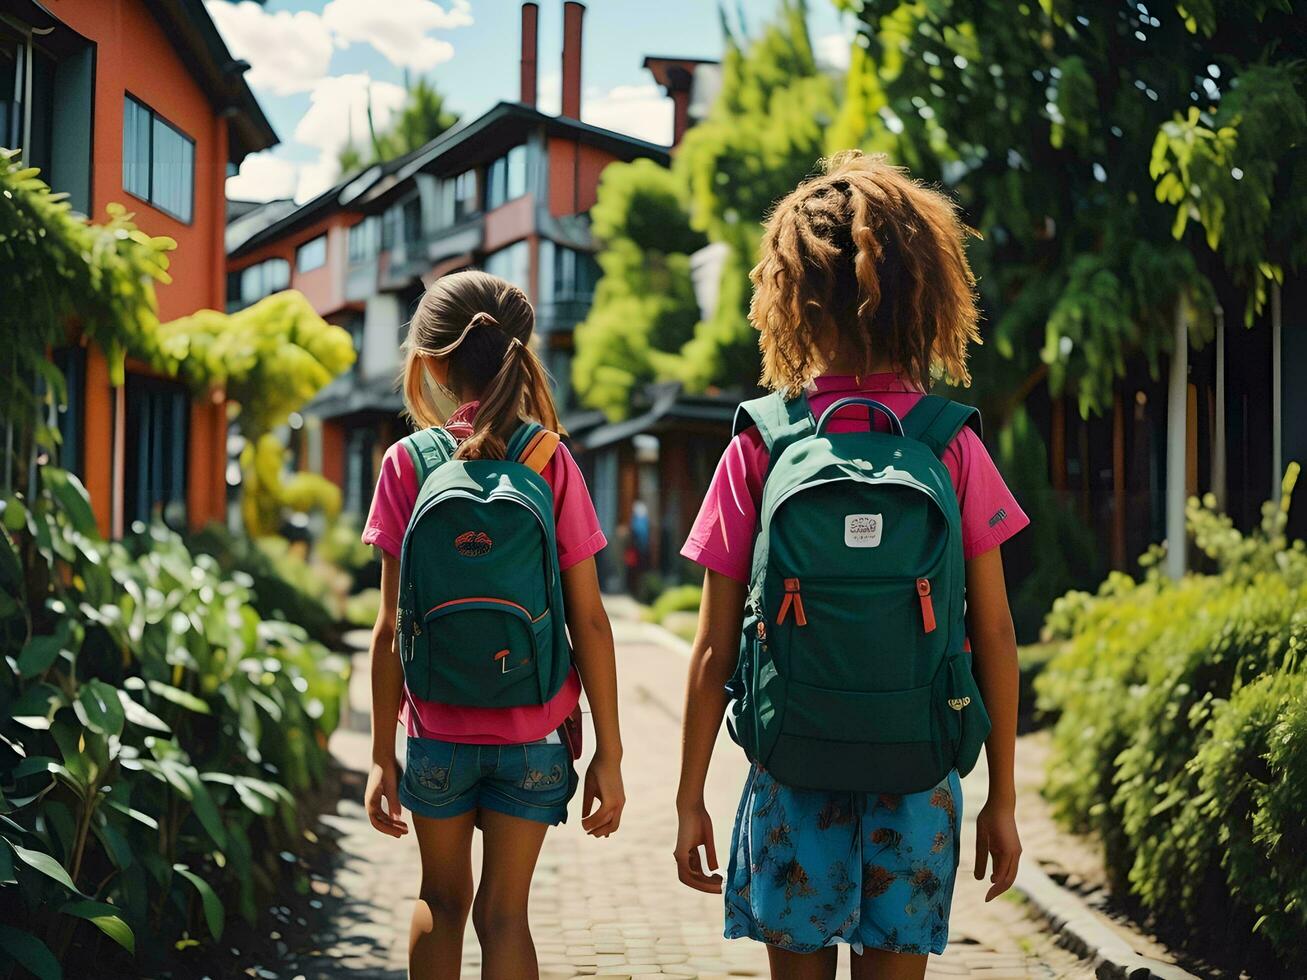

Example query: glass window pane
[269,258,289,291]
[123,98,150,199]
[507,145,527,200]
[485,240,531,294]
[296,236,326,274]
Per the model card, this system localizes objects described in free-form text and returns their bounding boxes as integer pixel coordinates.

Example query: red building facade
[3,0,275,536]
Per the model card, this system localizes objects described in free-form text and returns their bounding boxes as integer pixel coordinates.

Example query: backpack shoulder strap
[506,421,561,475]
[901,395,982,459]
[732,391,815,459]
[401,427,458,484]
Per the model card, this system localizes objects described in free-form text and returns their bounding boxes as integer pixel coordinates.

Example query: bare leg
[850,947,929,980]
[472,808,551,980]
[767,945,838,980]
[409,809,477,980]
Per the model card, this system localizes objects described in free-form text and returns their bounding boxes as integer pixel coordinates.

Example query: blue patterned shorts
[400,736,577,826]
[725,764,963,955]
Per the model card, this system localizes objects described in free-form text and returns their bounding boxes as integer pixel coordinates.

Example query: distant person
[674,152,1028,980]
[629,500,651,595]
[360,271,624,980]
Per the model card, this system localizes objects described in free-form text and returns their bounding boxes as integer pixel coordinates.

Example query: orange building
[226,1,669,523]
[2,0,276,536]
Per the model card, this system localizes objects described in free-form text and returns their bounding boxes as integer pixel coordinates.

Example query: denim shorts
[400,735,577,826]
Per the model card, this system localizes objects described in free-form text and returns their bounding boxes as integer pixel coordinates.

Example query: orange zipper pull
[776,578,808,627]
[916,578,936,633]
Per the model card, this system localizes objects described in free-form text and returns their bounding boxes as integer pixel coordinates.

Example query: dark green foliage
[834,0,1306,414]
[0,471,347,976]
[1035,466,1307,968]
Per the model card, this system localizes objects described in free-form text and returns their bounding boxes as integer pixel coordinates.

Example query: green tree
[338,75,460,173]
[831,0,1306,418]
[571,159,705,418]
[154,291,356,536]
[573,1,836,417]
[672,0,838,390]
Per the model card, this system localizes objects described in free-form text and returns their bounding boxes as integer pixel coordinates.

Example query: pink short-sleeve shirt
[681,374,1029,582]
[363,402,606,744]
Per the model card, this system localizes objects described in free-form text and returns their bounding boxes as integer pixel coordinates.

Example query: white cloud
[226,152,299,202]
[815,32,852,72]
[322,0,473,72]
[205,0,333,96]
[582,84,673,147]
[294,73,408,164]
[537,73,672,146]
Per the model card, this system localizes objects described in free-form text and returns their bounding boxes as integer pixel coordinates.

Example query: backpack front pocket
[414,598,547,706]
[770,574,946,692]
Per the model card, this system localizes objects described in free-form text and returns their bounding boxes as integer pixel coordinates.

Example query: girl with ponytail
[361,271,624,980]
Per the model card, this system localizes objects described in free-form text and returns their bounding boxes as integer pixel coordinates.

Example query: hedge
[1035,465,1306,970]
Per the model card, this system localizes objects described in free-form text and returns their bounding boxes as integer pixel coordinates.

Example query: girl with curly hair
[674,152,1028,979]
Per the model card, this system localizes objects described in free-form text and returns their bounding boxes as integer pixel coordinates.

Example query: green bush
[0,468,347,977]
[189,525,340,646]
[345,588,383,629]
[1035,465,1307,969]
[644,583,703,624]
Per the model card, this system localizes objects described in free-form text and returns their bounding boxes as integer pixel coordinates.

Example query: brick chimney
[561,1,584,119]
[520,2,538,106]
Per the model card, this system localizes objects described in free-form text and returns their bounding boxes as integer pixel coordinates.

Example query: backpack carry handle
[815,397,904,438]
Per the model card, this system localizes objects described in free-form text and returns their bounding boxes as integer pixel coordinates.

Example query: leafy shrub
[345,589,382,629]
[1035,465,1306,968]
[1,469,347,977]
[644,583,704,624]
[189,526,341,646]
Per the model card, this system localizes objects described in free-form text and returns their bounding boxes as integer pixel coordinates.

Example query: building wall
[546,138,615,217]
[44,0,235,535]
[230,211,361,317]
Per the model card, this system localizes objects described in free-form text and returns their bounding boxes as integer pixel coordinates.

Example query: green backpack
[726,392,991,794]
[396,422,570,708]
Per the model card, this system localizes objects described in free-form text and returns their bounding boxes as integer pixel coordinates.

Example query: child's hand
[974,798,1021,900]
[674,804,722,893]
[581,752,624,837]
[364,760,409,839]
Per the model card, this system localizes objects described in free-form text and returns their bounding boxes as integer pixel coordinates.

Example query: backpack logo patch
[844,513,883,548]
[454,530,493,557]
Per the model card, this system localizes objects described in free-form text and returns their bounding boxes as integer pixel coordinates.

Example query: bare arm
[562,557,625,836]
[964,545,1022,899]
[364,552,408,838]
[675,569,747,892]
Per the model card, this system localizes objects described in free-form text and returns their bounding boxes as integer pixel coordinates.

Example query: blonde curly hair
[751,150,982,395]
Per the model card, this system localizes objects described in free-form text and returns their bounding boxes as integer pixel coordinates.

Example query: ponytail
[400,271,564,459]
[457,330,563,460]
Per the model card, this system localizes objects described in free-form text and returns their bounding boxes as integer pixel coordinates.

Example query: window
[348,216,381,262]
[402,196,423,247]
[484,240,531,293]
[122,96,194,222]
[540,240,600,303]
[433,170,479,230]
[51,347,85,477]
[296,235,327,274]
[230,258,289,311]
[485,145,527,210]
[453,170,477,222]
[123,375,189,529]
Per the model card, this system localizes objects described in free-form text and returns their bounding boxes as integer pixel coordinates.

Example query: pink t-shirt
[363,403,606,744]
[682,374,1029,582]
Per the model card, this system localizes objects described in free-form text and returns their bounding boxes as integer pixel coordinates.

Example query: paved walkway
[302,607,1092,979]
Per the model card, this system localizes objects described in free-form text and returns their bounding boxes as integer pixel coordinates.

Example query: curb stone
[1014,861,1198,980]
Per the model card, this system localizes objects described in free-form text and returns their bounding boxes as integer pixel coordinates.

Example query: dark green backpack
[726,392,991,794]
[396,422,570,708]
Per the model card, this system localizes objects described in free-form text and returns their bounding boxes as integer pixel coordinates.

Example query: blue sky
[210,0,851,203]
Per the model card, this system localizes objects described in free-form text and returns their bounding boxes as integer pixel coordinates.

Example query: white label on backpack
[844,513,883,548]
